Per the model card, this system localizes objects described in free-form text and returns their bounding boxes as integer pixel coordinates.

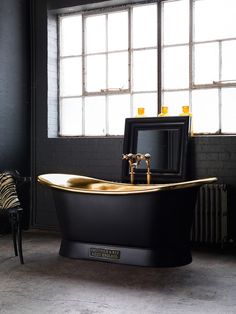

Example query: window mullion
[82,14,86,95]
[128,7,132,94]
[157,0,162,114]
[105,14,109,135]
[219,41,222,133]
[129,7,132,116]
[105,14,108,90]
[189,0,194,111]
[219,40,222,83]
[82,14,86,135]
[189,0,193,106]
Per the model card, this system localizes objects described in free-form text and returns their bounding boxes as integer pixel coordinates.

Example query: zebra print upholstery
[0,171,24,264]
[0,172,21,214]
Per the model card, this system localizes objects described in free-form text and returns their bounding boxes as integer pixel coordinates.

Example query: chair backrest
[0,173,21,212]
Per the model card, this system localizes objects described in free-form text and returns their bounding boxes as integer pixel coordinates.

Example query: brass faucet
[122,153,151,184]
[122,153,137,184]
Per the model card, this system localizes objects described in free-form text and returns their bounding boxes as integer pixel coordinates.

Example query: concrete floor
[0,231,236,314]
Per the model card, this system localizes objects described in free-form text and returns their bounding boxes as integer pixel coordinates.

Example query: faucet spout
[129,161,137,185]
[122,153,138,184]
[144,153,151,184]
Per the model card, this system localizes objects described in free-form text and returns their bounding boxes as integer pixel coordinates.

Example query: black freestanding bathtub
[38,174,217,267]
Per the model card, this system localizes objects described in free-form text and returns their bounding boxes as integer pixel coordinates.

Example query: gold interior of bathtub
[37,174,218,195]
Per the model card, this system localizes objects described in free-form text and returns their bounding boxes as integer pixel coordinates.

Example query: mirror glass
[136,129,180,171]
[122,116,189,183]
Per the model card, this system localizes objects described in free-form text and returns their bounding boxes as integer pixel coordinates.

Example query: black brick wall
[0,0,31,229]
[0,0,30,174]
[189,136,236,241]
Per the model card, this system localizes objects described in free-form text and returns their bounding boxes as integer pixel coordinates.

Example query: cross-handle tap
[122,153,151,184]
[122,153,138,169]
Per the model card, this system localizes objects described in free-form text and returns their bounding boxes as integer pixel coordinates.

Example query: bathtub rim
[37,173,218,195]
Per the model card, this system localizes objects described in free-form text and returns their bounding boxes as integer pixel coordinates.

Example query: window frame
[58,2,159,137]
[57,0,236,137]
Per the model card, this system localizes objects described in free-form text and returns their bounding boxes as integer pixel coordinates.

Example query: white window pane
[194,0,220,41]
[133,93,157,117]
[108,52,128,89]
[108,95,130,135]
[133,49,157,92]
[84,96,106,135]
[85,15,106,53]
[194,0,236,42]
[163,91,190,116]
[60,15,82,56]
[222,41,236,82]
[60,98,82,136]
[194,43,219,85]
[60,57,82,96]
[192,89,219,133]
[220,0,236,39]
[86,55,106,92]
[133,4,157,49]
[108,11,128,51]
[163,46,189,89]
[163,0,189,45]
[222,88,236,133]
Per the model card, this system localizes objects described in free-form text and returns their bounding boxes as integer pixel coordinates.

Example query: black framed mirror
[122,116,190,183]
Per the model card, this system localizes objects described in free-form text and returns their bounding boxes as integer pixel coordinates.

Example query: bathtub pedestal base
[59,239,192,267]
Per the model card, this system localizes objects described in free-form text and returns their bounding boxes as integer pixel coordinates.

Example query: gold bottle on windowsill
[158,105,169,117]
[136,107,146,117]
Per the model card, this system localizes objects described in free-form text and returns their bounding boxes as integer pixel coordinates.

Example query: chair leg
[17,211,24,264]
[10,213,18,257]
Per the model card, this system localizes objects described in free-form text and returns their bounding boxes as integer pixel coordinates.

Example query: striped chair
[0,172,24,264]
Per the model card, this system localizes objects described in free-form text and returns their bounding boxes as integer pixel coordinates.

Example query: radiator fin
[191,184,228,246]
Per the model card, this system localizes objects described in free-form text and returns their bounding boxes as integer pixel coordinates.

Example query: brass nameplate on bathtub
[89,248,121,260]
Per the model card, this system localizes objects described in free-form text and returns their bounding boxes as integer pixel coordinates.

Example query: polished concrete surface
[0,230,236,314]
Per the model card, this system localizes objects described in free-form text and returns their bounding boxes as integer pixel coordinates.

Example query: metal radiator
[191,184,228,246]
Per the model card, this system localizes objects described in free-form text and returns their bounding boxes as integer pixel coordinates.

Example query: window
[59,4,157,136]
[162,0,236,134]
[58,0,236,136]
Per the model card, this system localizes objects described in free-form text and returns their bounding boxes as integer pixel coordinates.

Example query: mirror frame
[122,116,190,183]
